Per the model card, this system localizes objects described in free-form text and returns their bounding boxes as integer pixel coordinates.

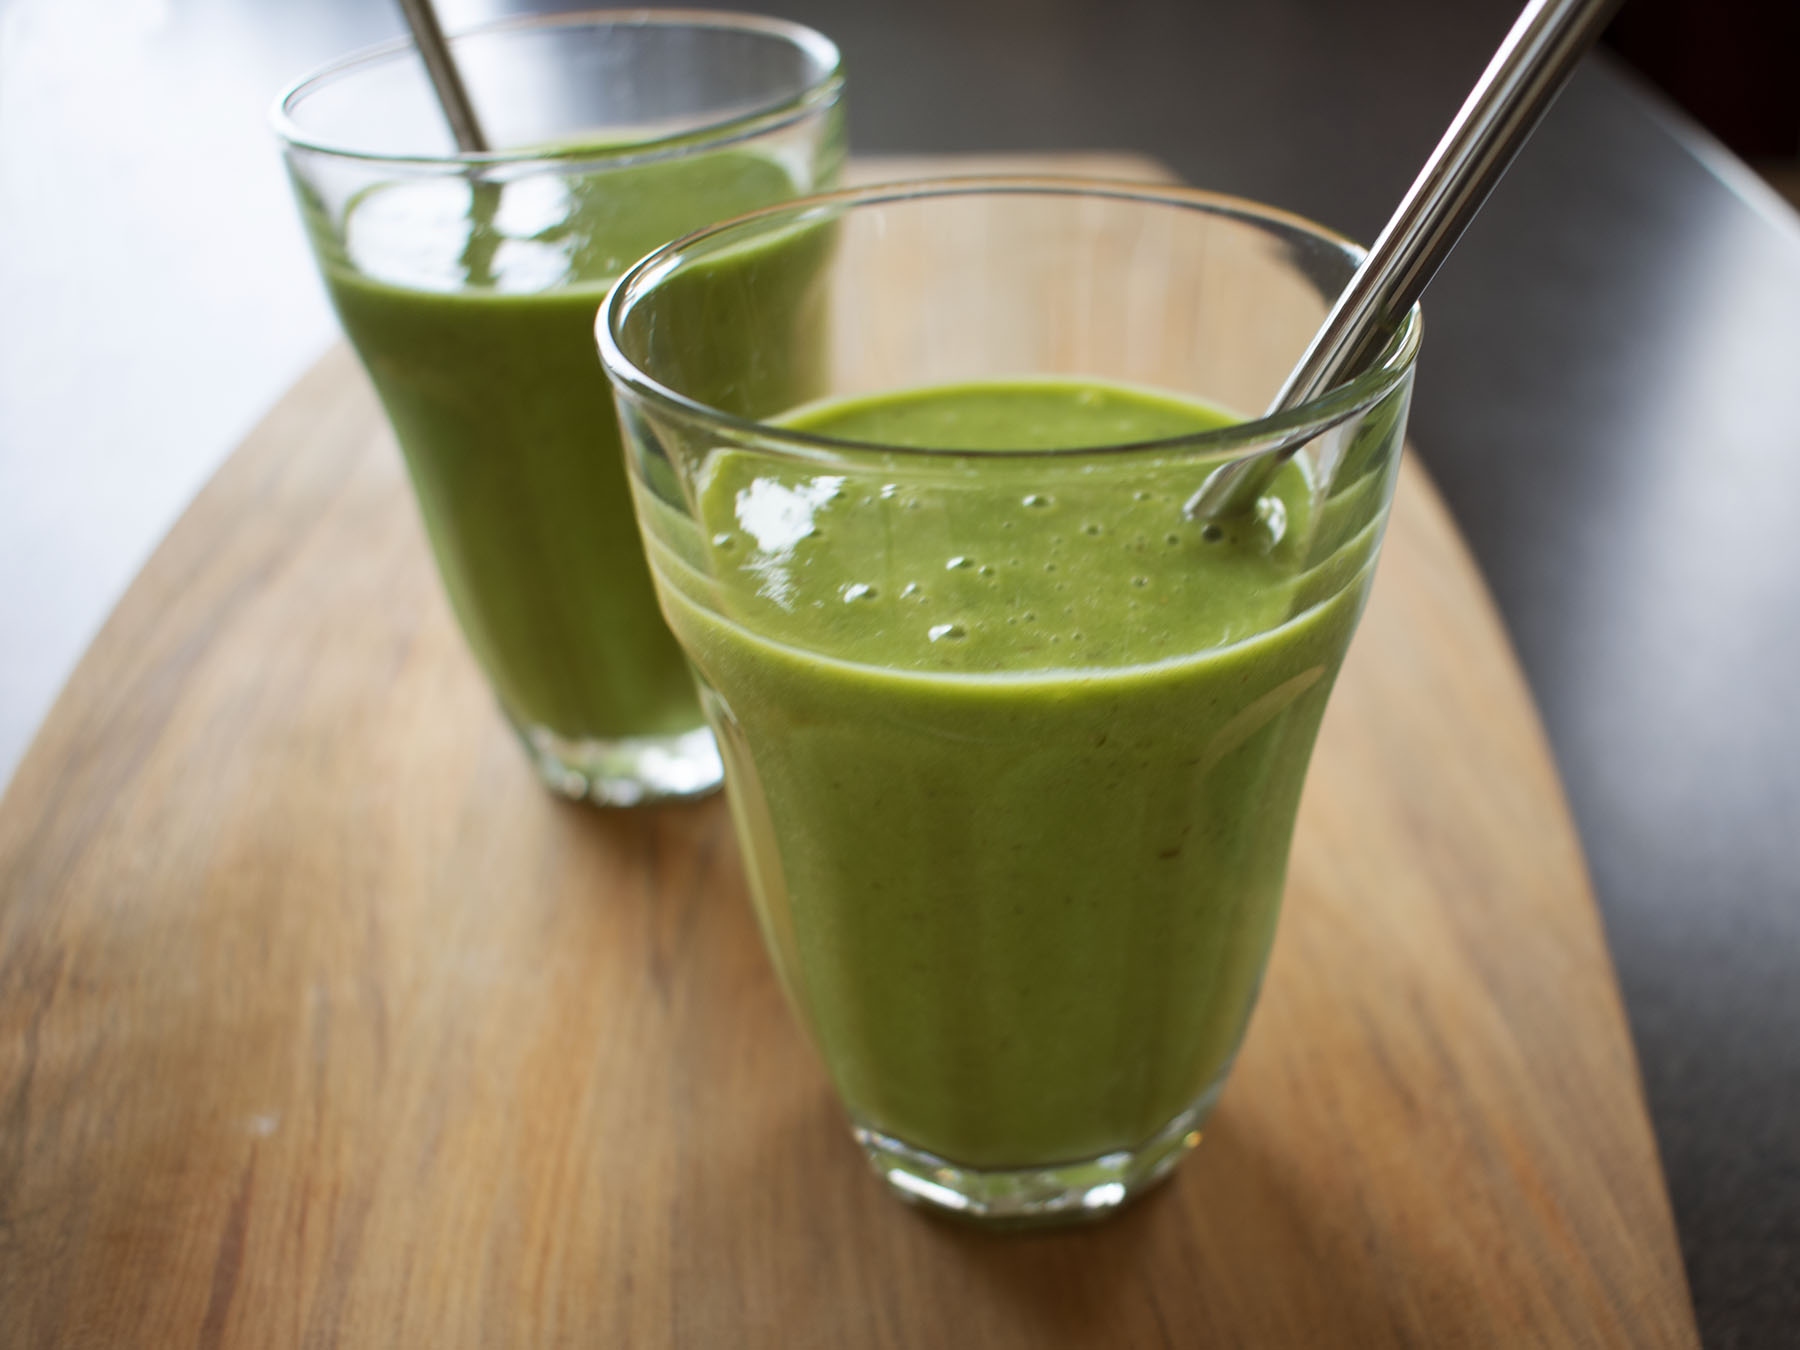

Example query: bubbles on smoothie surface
[688,378,1317,670]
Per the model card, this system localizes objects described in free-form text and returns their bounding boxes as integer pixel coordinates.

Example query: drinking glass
[601,180,1419,1221]
[275,11,844,804]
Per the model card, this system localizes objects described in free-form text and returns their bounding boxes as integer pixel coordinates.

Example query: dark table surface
[3,1,1795,1344]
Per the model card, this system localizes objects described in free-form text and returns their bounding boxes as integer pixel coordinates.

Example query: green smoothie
[307,150,814,749]
[643,378,1389,1170]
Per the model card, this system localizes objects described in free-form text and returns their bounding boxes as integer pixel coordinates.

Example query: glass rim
[598,176,1423,465]
[270,8,844,170]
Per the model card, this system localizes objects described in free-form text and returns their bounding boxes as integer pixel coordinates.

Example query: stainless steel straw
[396,0,490,154]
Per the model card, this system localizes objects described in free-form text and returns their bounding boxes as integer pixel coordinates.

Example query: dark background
[1606,0,1800,163]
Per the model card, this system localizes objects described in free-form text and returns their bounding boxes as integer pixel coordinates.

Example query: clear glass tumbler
[600,180,1420,1222]
[274,11,844,805]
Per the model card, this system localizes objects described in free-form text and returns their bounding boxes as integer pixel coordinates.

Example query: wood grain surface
[0,155,1696,1348]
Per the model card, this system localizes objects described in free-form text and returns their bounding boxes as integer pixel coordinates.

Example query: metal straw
[1184,0,1621,522]
[396,0,490,154]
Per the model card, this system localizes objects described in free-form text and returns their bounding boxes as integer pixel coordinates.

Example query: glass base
[853,1079,1224,1228]
[511,719,723,807]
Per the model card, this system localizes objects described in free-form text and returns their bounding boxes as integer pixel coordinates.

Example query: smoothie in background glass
[602,182,1420,1223]
[275,11,844,804]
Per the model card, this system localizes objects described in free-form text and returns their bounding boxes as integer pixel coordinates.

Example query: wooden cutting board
[0,155,1696,1348]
